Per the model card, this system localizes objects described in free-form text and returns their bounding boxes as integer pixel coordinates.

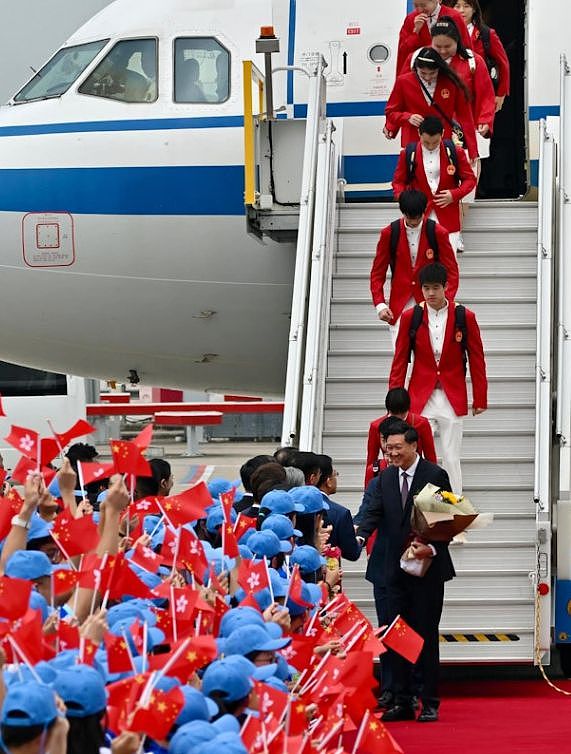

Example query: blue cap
[261,489,304,515]
[238,528,257,547]
[261,514,302,540]
[30,590,50,622]
[5,551,53,580]
[223,624,290,657]
[1,682,58,727]
[206,505,237,534]
[290,545,326,574]
[208,478,244,504]
[288,486,329,513]
[194,732,248,754]
[4,662,57,687]
[219,607,266,638]
[212,715,240,734]
[223,655,278,682]
[109,617,165,654]
[27,515,53,543]
[169,721,217,754]
[52,665,107,718]
[287,581,320,617]
[238,544,253,560]
[48,478,84,499]
[202,658,253,702]
[143,515,165,549]
[107,601,158,628]
[176,686,218,726]
[248,530,292,558]
[265,676,290,693]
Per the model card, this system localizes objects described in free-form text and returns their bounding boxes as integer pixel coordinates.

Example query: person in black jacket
[356,421,454,723]
[316,454,362,562]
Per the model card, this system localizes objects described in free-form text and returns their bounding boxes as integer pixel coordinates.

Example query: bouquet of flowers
[410,483,481,542]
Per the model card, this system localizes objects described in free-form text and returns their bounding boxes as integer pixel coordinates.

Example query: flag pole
[351,708,370,754]
[49,532,77,571]
[8,637,42,682]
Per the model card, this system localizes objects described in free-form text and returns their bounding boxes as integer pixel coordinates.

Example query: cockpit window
[78,38,157,103]
[13,40,109,103]
[174,38,230,104]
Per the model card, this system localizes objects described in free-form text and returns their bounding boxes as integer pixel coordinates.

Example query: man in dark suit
[316,454,362,562]
[356,420,454,723]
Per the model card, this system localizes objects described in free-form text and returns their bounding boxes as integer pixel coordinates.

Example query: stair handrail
[242,60,265,208]
[298,118,340,451]
[281,56,328,447]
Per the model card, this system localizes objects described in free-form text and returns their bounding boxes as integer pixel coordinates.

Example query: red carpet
[377,680,571,754]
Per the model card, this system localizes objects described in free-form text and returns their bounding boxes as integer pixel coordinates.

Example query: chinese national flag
[132,424,153,451]
[51,511,100,558]
[288,565,313,608]
[10,608,44,664]
[330,593,369,634]
[0,490,25,541]
[110,440,151,477]
[237,559,270,596]
[279,634,318,671]
[130,542,161,574]
[52,568,81,597]
[107,560,154,601]
[54,419,96,450]
[0,576,32,620]
[4,426,39,460]
[234,513,257,540]
[381,615,424,664]
[220,488,235,517]
[57,621,80,651]
[81,461,115,486]
[129,687,185,741]
[148,636,217,683]
[80,637,99,666]
[105,632,135,674]
[356,716,403,754]
[161,483,211,527]
[222,521,240,559]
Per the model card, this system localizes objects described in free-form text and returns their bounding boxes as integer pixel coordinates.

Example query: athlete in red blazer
[397,1,471,73]
[384,69,478,160]
[392,127,476,233]
[371,214,459,322]
[389,300,487,417]
[365,412,437,486]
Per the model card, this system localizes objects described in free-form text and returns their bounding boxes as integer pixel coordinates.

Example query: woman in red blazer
[454,0,510,110]
[384,48,478,160]
[430,17,496,158]
[397,0,472,74]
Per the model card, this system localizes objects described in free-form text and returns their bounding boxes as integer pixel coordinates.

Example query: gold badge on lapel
[441,88,450,99]
[455,330,463,342]
[447,164,456,175]
[426,248,434,260]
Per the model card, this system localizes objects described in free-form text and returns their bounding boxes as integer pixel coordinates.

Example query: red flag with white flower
[81,461,115,486]
[237,559,270,596]
[5,426,39,460]
[130,543,161,574]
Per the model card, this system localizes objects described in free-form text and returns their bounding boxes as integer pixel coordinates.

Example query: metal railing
[281,55,329,447]
[242,60,265,207]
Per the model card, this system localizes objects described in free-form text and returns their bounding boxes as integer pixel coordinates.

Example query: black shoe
[376,691,394,710]
[382,704,416,722]
[417,706,439,722]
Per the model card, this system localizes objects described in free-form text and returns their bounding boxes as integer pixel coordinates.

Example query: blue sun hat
[202,658,253,702]
[169,721,217,754]
[248,530,292,558]
[218,607,266,638]
[1,682,58,727]
[290,545,326,574]
[5,551,53,580]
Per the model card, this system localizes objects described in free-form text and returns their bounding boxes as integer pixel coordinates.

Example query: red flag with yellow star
[222,520,240,559]
[54,419,96,450]
[110,439,151,477]
[381,614,424,664]
[149,636,217,682]
[51,511,100,558]
[0,576,32,620]
[105,632,135,674]
[160,483,211,528]
[52,568,81,597]
[355,713,403,753]
[0,489,25,541]
[129,687,185,740]
[234,512,257,540]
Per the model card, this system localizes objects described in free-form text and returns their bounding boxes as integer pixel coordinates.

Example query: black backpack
[478,25,499,91]
[404,139,460,185]
[389,218,439,274]
[408,303,468,374]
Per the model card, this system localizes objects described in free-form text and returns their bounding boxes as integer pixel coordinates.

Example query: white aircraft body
[0,0,566,394]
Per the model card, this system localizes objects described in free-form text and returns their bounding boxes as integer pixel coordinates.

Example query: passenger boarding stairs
[326,201,539,662]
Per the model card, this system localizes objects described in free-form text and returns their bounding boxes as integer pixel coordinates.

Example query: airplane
[0,0,564,396]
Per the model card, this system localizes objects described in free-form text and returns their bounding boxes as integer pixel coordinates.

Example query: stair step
[335,251,537,274]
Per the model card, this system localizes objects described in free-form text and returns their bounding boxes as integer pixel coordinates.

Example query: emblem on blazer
[447,164,457,175]
[426,248,434,260]
[441,88,450,99]
[455,329,463,342]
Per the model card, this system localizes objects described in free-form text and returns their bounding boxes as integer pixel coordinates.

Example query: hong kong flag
[81,461,115,486]
[5,426,39,460]
[130,542,161,574]
[279,633,318,671]
[10,457,56,486]
[237,559,270,596]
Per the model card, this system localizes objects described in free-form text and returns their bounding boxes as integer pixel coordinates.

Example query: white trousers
[388,297,415,351]
[422,388,464,495]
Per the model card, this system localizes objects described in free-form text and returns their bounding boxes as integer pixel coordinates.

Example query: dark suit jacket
[357,458,455,588]
[321,495,362,562]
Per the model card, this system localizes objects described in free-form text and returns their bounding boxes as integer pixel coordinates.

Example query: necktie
[401,472,409,509]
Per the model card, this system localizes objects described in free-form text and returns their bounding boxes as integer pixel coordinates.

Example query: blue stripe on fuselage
[0,165,245,215]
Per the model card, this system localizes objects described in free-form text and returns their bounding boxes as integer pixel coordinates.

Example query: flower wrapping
[410,483,480,542]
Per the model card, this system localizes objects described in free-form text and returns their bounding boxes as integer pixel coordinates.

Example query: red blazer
[470,26,510,97]
[397,5,472,74]
[389,301,488,417]
[385,71,478,160]
[449,52,496,134]
[365,411,437,486]
[370,218,459,321]
[392,141,476,232]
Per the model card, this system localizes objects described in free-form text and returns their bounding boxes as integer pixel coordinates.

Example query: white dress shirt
[427,300,449,363]
[405,220,423,267]
[421,144,441,194]
[419,76,438,105]
[427,3,442,29]
[399,453,421,493]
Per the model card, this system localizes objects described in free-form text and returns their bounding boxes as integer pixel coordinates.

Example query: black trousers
[386,570,445,709]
